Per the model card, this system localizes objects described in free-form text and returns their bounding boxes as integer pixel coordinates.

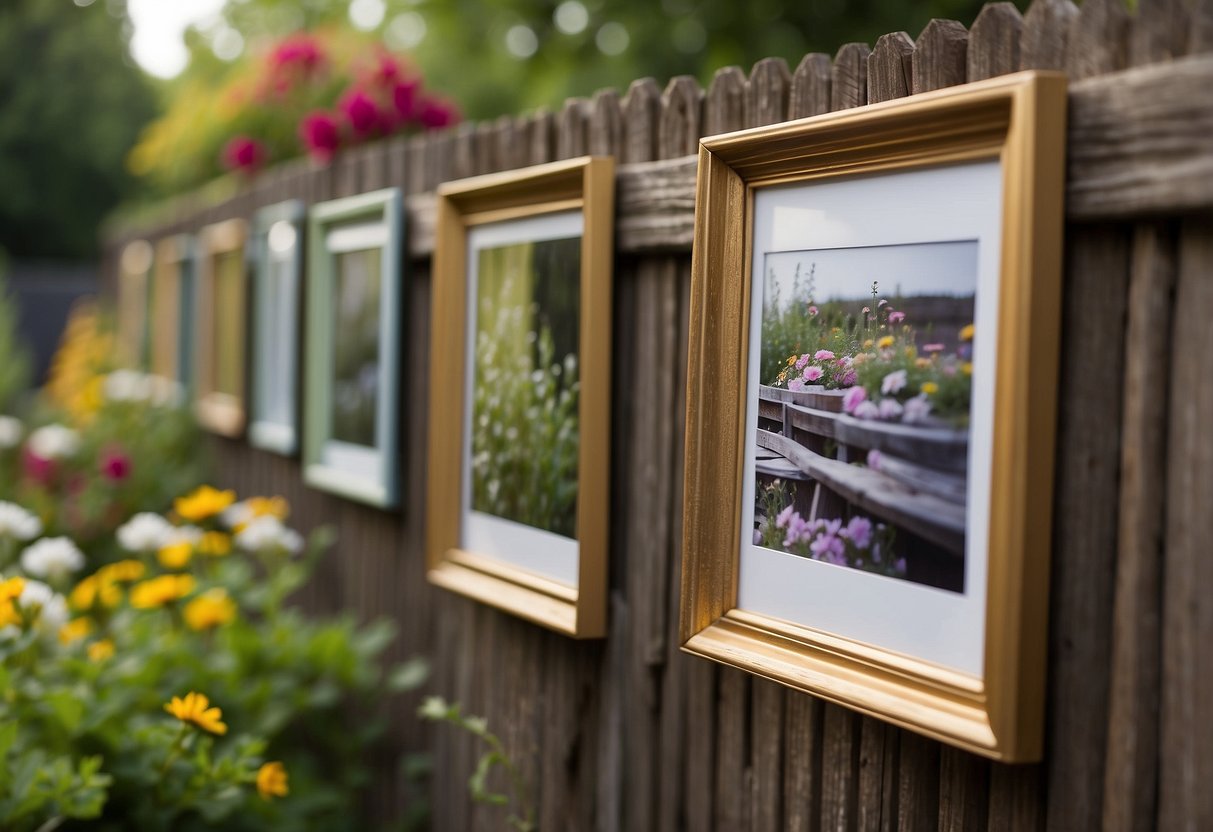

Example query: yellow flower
[88,639,115,662]
[904,346,917,359]
[0,581,21,628]
[921,382,940,395]
[877,335,894,349]
[960,323,975,342]
[198,531,231,557]
[786,355,797,366]
[256,761,289,800]
[164,691,228,735]
[157,541,194,569]
[962,362,973,376]
[0,576,25,603]
[915,357,931,369]
[59,617,93,644]
[130,574,196,609]
[69,575,122,611]
[184,588,237,631]
[174,486,236,523]
[98,560,145,583]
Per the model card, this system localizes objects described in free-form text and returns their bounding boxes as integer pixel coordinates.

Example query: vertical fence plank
[715,668,752,829]
[589,89,623,158]
[1192,0,1213,54]
[896,732,939,832]
[987,765,1044,832]
[857,718,897,832]
[789,54,831,121]
[751,679,786,832]
[968,3,1024,80]
[783,692,823,832]
[820,705,860,830]
[1019,0,1078,70]
[1045,227,1130,832]
[745,57,791,127]
[1101,222,1176,832]
[621,79,661,163]
[938,748,989,832]
[831,43,871,110]
[705,66,748,136]
[1129,0,1190,67]
[1066,0,1131,80]
[912,20,970,94]
[1158,218,1213,832]
[556,98,590,160]
[528,108,555,165]
[659,77,704,163]
[868,32,916,103]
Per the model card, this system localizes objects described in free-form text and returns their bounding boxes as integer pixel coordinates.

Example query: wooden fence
[105,0,1213,827]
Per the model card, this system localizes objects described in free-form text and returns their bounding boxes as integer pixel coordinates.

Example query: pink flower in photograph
[814,349,835,361]
[878,299,888,307]
[866,449,883,470]
[299,111,341,161]
[417,96,460,129]
[922,343,945,353]
[803,365,823,382]
[840,369,857,386]
[783,512,812,548]
[369,52,404,87]
[788,378,806,392]
[392,78,420,123]
[862,306,870,315]
[888,310,906,324]
[807,305,818,317]
[221,136,266,174]
[775,504,796,529]
[794,353,811,370]
[270,34,325,76]
[339,88,382,138]
[903,394,933,424]
[843,516,873,549]
[842,385,866,413]
[853,400,880,420]
[878,398,904,420]
[880,369,907,395]
[100,448,131,482]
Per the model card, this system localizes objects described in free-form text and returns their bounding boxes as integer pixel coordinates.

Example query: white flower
[20,537,85,582]
[877,398,904,420]
[880,370,907,396]
[148,376,184,408]
[103,369,152,402]
[16,578,69,634]
[0,501,41,540]
[27,424,81,460]
[235,516,302,554]
[165,525,204,547]
[903,394,933,424]
[853,400,880,421]
[221,500,255,530]
[116,512,175,553]
[0,415,22,449]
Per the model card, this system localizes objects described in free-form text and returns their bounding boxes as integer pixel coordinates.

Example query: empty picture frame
[680,72,1067,761]
[150,234,196,391]
[195,218,249,437]
[303,189,403,508]
[426,157,614,638]
[116,239,153,368]
[249,200,305,455]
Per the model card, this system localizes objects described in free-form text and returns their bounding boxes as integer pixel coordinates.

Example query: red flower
[100,448,131,482]
[338,88,382,139]
[369,53,404,88]
[392,79,420,124]
[417,96,460,130]
[23,449,54,485]
[269,34,325,76]
[222,136,266,174]
[299,111,341,162]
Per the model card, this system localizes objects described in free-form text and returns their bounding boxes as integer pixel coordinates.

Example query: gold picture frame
[679,71,1067,761]
[426,157,614,638]
[195,218,249,437]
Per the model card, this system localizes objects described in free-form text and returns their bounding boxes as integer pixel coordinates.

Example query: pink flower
[881,369,907,395]
[369,53,404,87]
[814,350,835,361]
[269,34,325,75]
[842,386,866,413]
[392,78,420,123]
[788,378,805,392]
[840,370,857,387]
[843,516,873,549]
[878,398,904,420]
[804,365,823,382]
[866,449,882,470]
[807,305,818,317]
[795,354,812,370]
[783,512,812,548]
[299,111,341,161]
[339,88,382,138]
[888,310,906,324]
[221,136,265,174]
[417,96,460,129]
[23,449,54,485]
[903,394,932,424]
[99,448,131,482]
[878,299,888,307]
[862,306,870,315]
[853,400,880,420]
[775,504,795,529]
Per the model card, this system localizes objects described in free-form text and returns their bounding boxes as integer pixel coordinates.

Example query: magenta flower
[417,96,460,129]
[392,78,420,123]
[888,310,906,324]
[807,305,818,317]
[270,34,325,75]
[814,350,835,361]
[842,386,866,413]
[221,135,266,174]
[339,88,382,138]
[804,365,823,382]
[100,448,132,482]
[783,512,812,548]
[775,504,795,529]
[840,369,857,387]
[299,111,341,161]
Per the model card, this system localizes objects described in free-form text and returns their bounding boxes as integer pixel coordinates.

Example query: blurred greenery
[0,0,155,258]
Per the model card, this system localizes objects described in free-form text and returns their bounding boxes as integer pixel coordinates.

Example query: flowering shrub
[0,486,426,831]
[130,29,461,193]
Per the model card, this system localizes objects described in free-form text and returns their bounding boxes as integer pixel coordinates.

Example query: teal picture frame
[249,200,305,456]
[303,189,404,508]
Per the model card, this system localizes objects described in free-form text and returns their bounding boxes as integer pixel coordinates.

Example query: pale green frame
[303,188,404,508]
[249,200,305,456]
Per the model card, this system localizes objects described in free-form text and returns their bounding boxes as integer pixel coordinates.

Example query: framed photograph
[195,218,249,437]
[426,157,614,638]
[150,234,196,391]
[680,72,1067,761]
[303,189,403,508]
[249,200,305,455]
[116,239,153,368]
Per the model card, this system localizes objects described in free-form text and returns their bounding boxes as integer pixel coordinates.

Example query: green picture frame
[303,189,404,508]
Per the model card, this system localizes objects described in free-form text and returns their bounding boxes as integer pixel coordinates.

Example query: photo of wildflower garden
[470,236,581,540]
[753,241,977,592]
[331,248,382,447]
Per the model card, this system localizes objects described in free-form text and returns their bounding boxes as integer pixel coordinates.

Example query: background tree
[0,0,156,259]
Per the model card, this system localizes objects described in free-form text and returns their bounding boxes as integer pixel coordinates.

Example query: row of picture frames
[116,72,1068,763]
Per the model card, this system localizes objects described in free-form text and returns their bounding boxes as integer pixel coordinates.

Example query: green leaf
[387,657,430,693]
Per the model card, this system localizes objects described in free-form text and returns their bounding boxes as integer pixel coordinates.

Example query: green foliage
[418,697,534,832]
[0,271,31,414]
[0,0,155,257]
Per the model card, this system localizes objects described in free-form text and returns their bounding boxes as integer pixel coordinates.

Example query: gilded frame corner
[679,71,1068,761]
[426,156,615,639]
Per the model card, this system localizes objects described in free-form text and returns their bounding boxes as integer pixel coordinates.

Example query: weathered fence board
[104,1,1213,828]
